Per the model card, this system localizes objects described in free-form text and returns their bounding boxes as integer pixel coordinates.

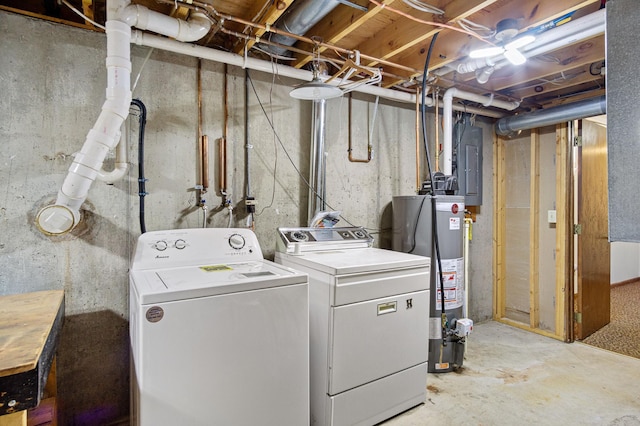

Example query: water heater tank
[392,195,467,372]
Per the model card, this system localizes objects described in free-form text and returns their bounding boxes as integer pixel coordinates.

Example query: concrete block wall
[0,10,495,424]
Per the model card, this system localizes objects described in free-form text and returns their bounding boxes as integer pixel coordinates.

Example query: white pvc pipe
[36,18,133,235]
[36,0,212,235]
[463,217,471,357]
[450,9,605,76]
[120,5,211,42]
[442,88,519,175]
[97,124,129,184]
[130,31,507,119]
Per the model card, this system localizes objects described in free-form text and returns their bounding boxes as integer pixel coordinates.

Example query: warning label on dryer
[435,257,464,310]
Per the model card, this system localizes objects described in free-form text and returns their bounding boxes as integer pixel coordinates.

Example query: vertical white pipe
[37,0,213,235]
[463,217,472,357]
[442,88,519,175]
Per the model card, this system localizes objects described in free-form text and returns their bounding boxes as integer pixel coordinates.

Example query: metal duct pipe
[259,0,340,57]
[495,95,606,136]
[308,99,327,224]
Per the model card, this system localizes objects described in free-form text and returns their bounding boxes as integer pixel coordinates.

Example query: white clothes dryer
[129,228,309,426]
[275,227,430,426]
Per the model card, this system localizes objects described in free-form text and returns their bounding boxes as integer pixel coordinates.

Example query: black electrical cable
[131,99,148,234]
[419,33,448,345]
[420,33,438,184]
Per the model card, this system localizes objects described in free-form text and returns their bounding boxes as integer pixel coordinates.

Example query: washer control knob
[174,239,186,250]
[228,233,245,250]
[291,231,309,242]
[155,240,168,251]
[353,230,366,239]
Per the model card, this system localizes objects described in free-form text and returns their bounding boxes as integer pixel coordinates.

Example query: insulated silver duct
[260,0,340,57]
[495,95,606,136]
[308,99,327,223]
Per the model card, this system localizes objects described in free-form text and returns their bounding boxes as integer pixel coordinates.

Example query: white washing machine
[129,228,309,426]
[274,227,430,426]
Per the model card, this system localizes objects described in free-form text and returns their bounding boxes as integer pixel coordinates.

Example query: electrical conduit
[36,0,211,235]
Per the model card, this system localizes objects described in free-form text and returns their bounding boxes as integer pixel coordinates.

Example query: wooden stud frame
[493,125,569,341]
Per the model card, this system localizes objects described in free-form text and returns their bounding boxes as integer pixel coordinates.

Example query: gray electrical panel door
[456,124,483,206]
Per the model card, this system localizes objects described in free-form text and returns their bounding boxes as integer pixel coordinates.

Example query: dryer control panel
[276,227,373,254]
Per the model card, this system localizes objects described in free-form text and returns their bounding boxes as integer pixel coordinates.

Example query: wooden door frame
[493,124,572,341]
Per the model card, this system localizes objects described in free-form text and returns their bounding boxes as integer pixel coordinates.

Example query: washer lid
[130,260,307,304]
[278,247,429,275]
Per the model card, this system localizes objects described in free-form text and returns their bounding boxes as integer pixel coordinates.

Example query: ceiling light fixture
[469,34,535,65]
[289,46,342,101]
[469,18,536,66]
[289,75,343,100]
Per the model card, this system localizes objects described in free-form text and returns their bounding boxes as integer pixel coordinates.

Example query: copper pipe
[347,94,372,163]
[155,0,421,75]
[201,135,209,193]
[197,59,207,195]
[415,87,421,193]
[218,136,226,195]
[154,0,523,104]
[219,64,228,195]
[217,12,420,75]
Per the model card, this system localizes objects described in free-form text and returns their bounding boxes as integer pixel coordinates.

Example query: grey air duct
[495,95,606,136]
[259,0,340,57]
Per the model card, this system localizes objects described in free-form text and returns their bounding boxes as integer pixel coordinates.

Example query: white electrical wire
[457,18,495,39]
[60,0,105,30]
[132,48,154,93]
[227,205,233,228]
[251,45,297,61]
[402,0,445,15]
[201,204,208,228]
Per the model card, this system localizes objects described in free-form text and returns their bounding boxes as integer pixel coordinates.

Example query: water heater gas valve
[455,318,474,337]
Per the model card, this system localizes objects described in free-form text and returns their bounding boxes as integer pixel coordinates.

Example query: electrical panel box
[455,122,483,206]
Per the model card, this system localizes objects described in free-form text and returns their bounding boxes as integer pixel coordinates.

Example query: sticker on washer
[200,265,233,272]
[146,306,164,323]
[434,257,464,309]
[449,217,461,230]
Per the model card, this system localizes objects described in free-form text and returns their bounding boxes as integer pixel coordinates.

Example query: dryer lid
[277,247,429,276]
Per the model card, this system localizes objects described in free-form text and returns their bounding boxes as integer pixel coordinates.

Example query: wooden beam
[529,129,540,329]
[388,0,601,80]
[493,133,507,320]
[506,63,604,101]
[293,0,398,68]
[81,0,94,27]
[234,0,296,55]
[474,36,605,92]
[359,0,498,67]
[0,5,102,32]
[533,88,605,109]
[169,5,190,21]
[555,122,570,340]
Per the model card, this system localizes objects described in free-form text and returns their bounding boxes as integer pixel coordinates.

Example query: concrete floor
[384,321,640,426]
